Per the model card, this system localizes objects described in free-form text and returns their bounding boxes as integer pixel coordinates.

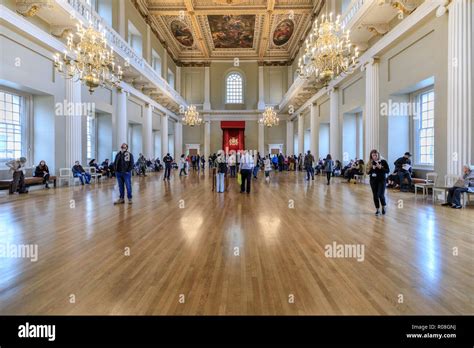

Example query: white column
[258,65,265,110]
[163,53,168,81]
[447,0,472,176]
[176,66,181,95]
[115,88,128,149]
[287,65,293,89]
[143,103,153,158]
[203,66,211,110]
[329,88,340,160]
[258,123,265,155]
[204,120,211,160]
[161,114,169,158]
[286,120,294,156]
[65,78,82,166]
[310,103,319,159]
[298,114,304,155]
[363,58,380,161]
[118,0,126,39]
[146,24,152,63]
[174,121,182,160]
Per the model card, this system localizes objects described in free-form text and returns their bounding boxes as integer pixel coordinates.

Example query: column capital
[436,0,451,17]
[361,57,380,71]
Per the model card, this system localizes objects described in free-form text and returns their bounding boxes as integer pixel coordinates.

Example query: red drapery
[221,121,245,152]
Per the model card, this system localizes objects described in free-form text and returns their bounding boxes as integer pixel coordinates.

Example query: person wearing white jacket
[179,154,187,176]
[215,152,227,193]
[264,155,272,183]
[239,151,254,193]
[228,153,236,177]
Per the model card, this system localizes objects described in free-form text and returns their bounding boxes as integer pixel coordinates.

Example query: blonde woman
[366,149,390,216]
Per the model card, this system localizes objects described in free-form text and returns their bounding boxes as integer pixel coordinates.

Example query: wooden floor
[0,169,472,315]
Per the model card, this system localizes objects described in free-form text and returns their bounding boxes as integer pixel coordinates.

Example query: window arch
[226,72,243,104]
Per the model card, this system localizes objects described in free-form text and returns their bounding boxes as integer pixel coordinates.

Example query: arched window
[226,72,243,104]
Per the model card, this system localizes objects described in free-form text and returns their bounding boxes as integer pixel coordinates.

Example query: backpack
[218,161,227,173]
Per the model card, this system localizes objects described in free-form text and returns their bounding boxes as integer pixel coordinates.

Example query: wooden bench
[0,176,57,191]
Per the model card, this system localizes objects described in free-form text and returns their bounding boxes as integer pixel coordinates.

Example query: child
[264,155,272,183]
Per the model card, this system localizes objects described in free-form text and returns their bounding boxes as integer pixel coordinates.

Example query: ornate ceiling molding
[140,0,315,63]
[16,0,52,17]
[359,22,390,36]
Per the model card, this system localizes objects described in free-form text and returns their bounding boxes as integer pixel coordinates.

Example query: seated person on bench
[72,161,91,185]
[441,165,474,209]
[34,160,51,189]
[101,159,111,178]
[394,152,413,190]
[346,160,365,182]
[387,169,400,188]
[6,157,28,194]
[89,159,103,175]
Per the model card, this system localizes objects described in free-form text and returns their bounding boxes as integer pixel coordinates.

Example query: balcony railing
[341,0,367,29]
[58,0,186,108]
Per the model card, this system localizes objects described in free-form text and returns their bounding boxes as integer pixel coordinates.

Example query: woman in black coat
[366,149,390,216]
[34,160,50,189]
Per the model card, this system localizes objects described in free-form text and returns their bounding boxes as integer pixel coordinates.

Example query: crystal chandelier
[54,22,124,94]
[297,13,359,85]
[182,105,202,126]
[258,106,279,127]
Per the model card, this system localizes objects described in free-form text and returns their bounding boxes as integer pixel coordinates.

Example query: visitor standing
[240,151,254,194]
[6,157,28,194]
[114,143,134,204]
[324,154,334,185]
[215,152,227,193]
[264,155,272,183]
[304,150,314,180]
[163,153,173,180]
[179,154,187,176]
[366,149,390,216]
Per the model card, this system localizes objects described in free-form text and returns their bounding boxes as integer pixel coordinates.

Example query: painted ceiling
[133,0,321,63]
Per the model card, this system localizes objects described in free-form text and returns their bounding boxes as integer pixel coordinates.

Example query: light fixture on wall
[296,12,359,86]
[259,106,279,127]
[182,105,202,126]
[54,21,126,94]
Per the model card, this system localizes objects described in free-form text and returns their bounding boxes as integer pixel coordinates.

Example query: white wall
[343,113,357,164]
[319,124,330,160]
[33,95,55,170]
[97,113,113,162]
[129,123,143,157]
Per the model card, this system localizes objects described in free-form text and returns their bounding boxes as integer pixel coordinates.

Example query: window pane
[0,90,23,162]
[226,73,243,104]
[415,89,435,165]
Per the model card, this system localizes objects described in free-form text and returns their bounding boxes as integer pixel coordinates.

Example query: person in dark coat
[113,143,134,204]
[366,149,390,216]
[34,160,50,189]
[163,153,173,180]
[394,152,412,191]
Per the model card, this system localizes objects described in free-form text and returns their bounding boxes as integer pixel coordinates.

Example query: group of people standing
[6,143,472,214]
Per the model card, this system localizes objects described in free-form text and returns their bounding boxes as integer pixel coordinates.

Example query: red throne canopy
[221,121,245,152]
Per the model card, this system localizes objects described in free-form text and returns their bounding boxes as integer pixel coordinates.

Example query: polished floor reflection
[0,170,472,315]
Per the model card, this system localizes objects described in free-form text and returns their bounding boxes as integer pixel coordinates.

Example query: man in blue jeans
[72,161,91,185]
[114,143,134,204]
